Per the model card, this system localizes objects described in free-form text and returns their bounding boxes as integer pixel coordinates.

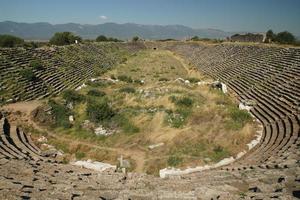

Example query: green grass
[226,106,252,130]
[167,155,183,167]
[165,108,192,128]
[48,138,70,153]
[75,151,86,160]
[112,114,140,135]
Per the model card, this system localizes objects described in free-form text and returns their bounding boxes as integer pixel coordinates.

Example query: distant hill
[0,21,232,40]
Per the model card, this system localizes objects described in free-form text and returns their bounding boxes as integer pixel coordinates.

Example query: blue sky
[0,0,300,35]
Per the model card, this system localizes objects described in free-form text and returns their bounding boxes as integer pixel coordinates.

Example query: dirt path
[2,100,43,115]
[168,51,192,75]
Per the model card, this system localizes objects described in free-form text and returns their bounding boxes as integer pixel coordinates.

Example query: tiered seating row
[168,42,300,168]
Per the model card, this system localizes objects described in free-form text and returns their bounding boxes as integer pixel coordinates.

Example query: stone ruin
[0,42,299,199]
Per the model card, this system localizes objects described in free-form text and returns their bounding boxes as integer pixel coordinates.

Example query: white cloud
[99,15,108,20]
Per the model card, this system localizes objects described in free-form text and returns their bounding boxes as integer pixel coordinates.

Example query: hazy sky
[1,0,300,35]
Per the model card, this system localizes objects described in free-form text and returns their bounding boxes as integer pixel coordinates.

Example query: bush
[191,36,200,41]
[117,75,133,83]
[0,34,24,47]
[49,32,82,46]
[48,100,72,128]
[166,108,192,128]
[229,107,251,124]
[211,145,230,161]
[167,155,182,166]
[170,96,194,107]
[86,99,114,123]
[132,36,139,42]
[110,74,116,80]
[96,35,108,42]
[19,68,36,81]
[63,90,85,103]
[23,41,38,49]
[96,35,122,42]
[75,151,86,160]
[87,89,106,97]
[119,87,136,93]
[226,107,252,130]
[30,60,43,70]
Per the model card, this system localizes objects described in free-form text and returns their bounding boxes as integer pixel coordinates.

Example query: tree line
[265,30,298,45]
[0,32,141,47]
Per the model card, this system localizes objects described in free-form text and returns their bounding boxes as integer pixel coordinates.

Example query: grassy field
[34,49,257,175]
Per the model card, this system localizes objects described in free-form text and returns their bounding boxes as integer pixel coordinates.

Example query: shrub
[30,60,43,70]
[86,99,114,123]
[211,145,230,161]
[75,151,86,160]
[96,35,122,42]
[19,68,36,81]
[117,75,133,83]
[96,35,108,42]
[49,32,82,46]
[110,74,116,80]
[23,41,38,49]
[229,107,251,124]
[63,90,85,103]
[226,107,252,130]
[167,155,182,166]
[48,100,71,128]
[87,89,106,97]
[175,97,194,107]
[191,36,200,41]
[166,108,192,128]
[119,87,136,94]
[0,34,24,47]
[132,36,139,42]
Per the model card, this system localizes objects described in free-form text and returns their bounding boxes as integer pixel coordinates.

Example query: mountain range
[0,21,234,40]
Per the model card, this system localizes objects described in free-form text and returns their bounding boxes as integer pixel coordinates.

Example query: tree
[96,35,122,42]
[86,99,114,122]
[30,60,44,70]
[191,36,200,41]
[19,68,36,81]
[96,35,108,42]
[132,36,139,42]
[265,30,276,43]
[275,31,296,44]
[49,32,82,46]
[0,34,24,47]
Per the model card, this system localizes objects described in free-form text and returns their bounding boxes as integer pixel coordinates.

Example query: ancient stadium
[1,2,300,199]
